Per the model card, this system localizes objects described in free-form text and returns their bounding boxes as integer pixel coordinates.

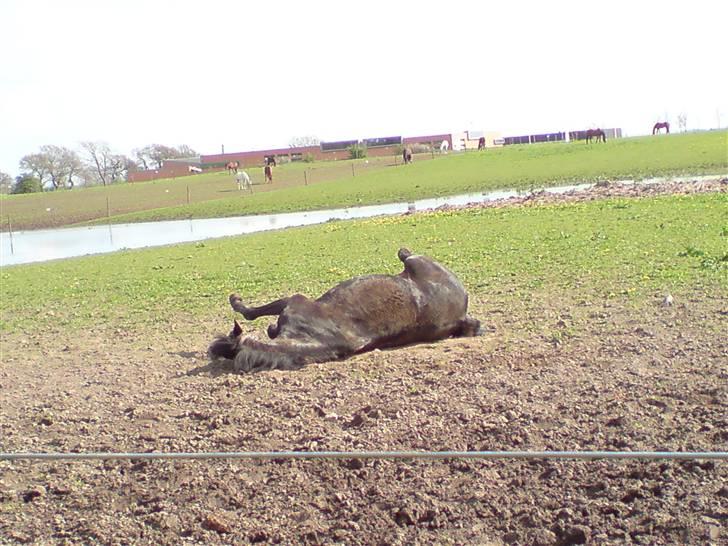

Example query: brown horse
[226,161,239,174]
[208,248,481,373]
[585,128,606,143]
[264,164,273,183]
[402,147,413,164]
[652,122,670,135]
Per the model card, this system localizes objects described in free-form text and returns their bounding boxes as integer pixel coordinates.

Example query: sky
[1,0,727,177]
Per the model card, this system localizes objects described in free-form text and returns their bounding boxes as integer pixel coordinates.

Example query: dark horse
[402,147,413,164]
[264,155,277,167]
[585,128,606,143]
[264,164,273,183]
[208,248,481,373]
[478,136,486,150]
[653,122,670,135]
[226,161,239,174]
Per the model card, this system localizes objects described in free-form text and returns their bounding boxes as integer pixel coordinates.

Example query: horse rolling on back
[208,248,482,373]
[235,170,252,192]
[585,128,606,143]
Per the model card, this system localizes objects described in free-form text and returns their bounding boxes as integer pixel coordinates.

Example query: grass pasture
[1,131,725,232]
[1,190,725,335]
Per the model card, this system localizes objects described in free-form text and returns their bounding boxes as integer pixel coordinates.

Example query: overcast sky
[1,0,726,177]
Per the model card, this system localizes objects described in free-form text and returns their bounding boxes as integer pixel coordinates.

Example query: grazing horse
[478,136,486,151]
[226,161,240,174]
[208,248,482,373]
[652,122,670,135]
[264,164,273,183]
[585,128,606,143]
[402,147,413,164]
[235,170,252,192]
[188,165,202,174]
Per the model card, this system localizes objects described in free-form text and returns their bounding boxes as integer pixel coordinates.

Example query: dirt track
[1,180,726,545]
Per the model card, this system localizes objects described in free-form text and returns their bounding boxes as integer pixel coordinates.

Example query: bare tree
[289,136,320,148]
[80,141,129,186]
[0,170,13,194]
[678,113,688,133]
[33,145,83,189]
[133,144,199,170]
[19,153,51,189]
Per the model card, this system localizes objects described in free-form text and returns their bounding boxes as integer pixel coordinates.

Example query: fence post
[7,217,14,255]
[304,170,308,186]
[106,196,111,218]
[187,185,191,204]
[351,163,355,177]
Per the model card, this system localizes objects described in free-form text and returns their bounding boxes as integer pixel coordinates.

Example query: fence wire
[2,450,726,462]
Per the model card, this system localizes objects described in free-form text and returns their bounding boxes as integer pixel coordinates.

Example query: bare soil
[1,181,726,545]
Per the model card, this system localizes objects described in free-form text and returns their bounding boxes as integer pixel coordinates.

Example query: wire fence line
[2,450,727,462]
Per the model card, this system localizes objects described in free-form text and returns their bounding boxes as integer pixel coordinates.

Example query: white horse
[188,165,202,174]
[440,139,449,153]
[236,170,252,192]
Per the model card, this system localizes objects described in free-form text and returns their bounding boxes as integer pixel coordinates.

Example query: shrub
[348,144,367,159]
[12,175,42,194]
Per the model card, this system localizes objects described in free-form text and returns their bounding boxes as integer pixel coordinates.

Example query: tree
[19,145,83,190]
[347,143,367,159]
[133,144,198,170]
[12,174,42,194]
[289,136,320,148]
[19,153,51,188]
[0,170,13,194]
[80,141,129,186]
[678,113,688,132]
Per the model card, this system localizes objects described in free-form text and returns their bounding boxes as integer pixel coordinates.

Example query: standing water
[0,177,717,267]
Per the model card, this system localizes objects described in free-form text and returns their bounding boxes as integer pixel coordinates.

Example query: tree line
[0,143,198,194]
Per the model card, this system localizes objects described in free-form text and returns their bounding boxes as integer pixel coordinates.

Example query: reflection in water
[0,176,713,267]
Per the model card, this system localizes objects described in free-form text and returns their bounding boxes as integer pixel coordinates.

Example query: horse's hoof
[398,248,412,262]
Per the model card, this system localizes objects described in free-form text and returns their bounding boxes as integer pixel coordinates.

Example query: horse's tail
[233,337,340,373]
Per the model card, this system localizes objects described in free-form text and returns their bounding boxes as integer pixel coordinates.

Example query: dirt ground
[1,180,726,545]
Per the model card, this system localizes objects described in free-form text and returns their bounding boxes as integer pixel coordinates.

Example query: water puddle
[0,176,718,267]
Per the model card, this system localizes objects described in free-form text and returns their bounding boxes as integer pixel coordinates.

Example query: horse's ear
[232,320,243,337]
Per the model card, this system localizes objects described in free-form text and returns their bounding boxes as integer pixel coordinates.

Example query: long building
[127,127,622,182]
[128,133,453,182]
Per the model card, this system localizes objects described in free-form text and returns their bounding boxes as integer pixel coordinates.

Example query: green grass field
[2,191,725,335]
[1,131,726,231]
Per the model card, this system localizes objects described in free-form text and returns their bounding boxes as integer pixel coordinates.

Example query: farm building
[126,126,622,183]
[128,133,456,182]
[503,128,623,145]
[451,131,504,151]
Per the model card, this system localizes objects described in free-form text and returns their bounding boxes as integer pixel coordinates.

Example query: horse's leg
[229,294,291,320]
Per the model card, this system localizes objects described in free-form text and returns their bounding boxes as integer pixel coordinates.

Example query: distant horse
[208,248,481,373]
[477,136,486,151]
[264,164,273,183]
[585,128,606,143]
[236,170,252,192]
[440,140,449,153]
[402,147,413,164]
[226,161,240,174]
[652,122,670,135]
[264,156,277,167]
[188,165,202,174]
